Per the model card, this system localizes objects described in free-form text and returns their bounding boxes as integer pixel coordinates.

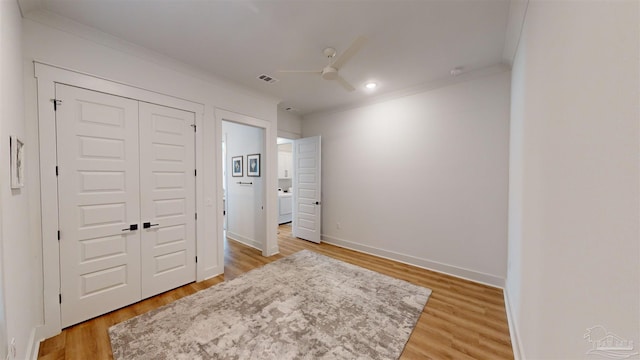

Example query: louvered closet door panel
[56,84,141,328]
[139,102,196,299]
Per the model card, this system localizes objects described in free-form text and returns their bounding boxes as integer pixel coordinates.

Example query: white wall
[277,107,302,139]
[1,1,39,359]
[506,1,639,358]
[21,10,279,346]
[303,71,511,286]
[224,121,265,250]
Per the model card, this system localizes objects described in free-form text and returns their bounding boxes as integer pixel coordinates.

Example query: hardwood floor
[38,224,513,359]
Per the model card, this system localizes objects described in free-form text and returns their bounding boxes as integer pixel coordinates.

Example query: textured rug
[109,250,431,360]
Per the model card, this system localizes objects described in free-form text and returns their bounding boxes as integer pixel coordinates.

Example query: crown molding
[23,9,281,106]
[303,63,511,120]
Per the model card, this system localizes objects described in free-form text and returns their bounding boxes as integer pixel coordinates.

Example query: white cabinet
[278,151,292,179]
[278,194,292,224]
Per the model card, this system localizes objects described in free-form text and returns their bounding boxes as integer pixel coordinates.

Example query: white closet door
[139,102,196,299]
[57,84,141,328]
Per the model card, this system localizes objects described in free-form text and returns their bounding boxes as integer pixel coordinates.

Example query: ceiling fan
[278,36,367,92]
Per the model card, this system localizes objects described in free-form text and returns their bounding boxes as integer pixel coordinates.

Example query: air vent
[257,74,279,84]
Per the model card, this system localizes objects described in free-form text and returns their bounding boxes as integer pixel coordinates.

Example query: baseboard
[226,232,262,252]
[504,288,524,360]
[265,247,280,257]
[201,265,224,281]
[321,234,505,288]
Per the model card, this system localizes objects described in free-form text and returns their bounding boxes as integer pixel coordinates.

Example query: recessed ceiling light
[365,82,377,89]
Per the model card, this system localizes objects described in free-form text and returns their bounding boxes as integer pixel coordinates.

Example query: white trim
[26,327,40,360]
[321,234,505,288]
[266,246,280,257]
[201,104,224,281]
[304,64,510,119]
[194,104,208,281]
[276,129,301,140]
[23,9,280,105]
[504,287,524,360]
[35,61,205,109]
[226,232,262,252]
[34,62,207,339]
[35,64,61,337]
[215,108,279,258]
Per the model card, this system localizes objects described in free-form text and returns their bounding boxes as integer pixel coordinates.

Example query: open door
[292,136,321,243]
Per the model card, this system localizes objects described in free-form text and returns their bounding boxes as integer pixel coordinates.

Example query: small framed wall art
[10,135,24,189]
[247,154,261,177]
[231,156,243,177]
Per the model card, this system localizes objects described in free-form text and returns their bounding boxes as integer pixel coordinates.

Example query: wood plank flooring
[38,224,513,359]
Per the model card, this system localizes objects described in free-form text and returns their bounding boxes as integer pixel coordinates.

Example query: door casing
[35,62,206,338]
[215,109,279,258]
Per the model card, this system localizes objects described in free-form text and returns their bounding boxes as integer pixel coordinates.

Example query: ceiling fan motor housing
[321,67,339,80]
[278,37,366,92]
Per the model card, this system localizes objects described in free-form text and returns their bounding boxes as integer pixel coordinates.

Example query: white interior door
[57,84,142,327]
[139,102,196,299]
[292,136,322,243]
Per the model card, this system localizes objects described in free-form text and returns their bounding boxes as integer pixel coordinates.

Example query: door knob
[315,201,321,205]
[143,222,159,229]
[122,224,138,231]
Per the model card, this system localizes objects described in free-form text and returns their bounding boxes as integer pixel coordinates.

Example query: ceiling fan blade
[335,75,356,92]
[278,70,322,74]
[331,36,367,70]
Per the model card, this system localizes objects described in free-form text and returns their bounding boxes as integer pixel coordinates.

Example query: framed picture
[247,153,260,177]
[10,135,24,189]
[231,156,243,177]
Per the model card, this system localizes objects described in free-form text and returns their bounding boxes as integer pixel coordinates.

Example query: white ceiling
[26,0,511,115]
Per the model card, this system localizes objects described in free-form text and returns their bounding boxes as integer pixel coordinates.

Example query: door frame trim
[34,62,205,338]
[215,109,279,257]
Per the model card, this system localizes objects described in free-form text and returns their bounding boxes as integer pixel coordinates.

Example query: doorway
[222,120,266,252]
[277,136,323,244]
[277,137,294,226]
[216,108,278,258]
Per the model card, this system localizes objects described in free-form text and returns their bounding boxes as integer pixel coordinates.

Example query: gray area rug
[109,250,432,360]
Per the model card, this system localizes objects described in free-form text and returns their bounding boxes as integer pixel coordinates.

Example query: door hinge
[57,230,60,241]
[59,293,62,304]
[195,213,198,220]
[190,124,196,132]
[194,169,197,176]
[195,256,198,263]
[55,166,59,176]
[52,99,62,111]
